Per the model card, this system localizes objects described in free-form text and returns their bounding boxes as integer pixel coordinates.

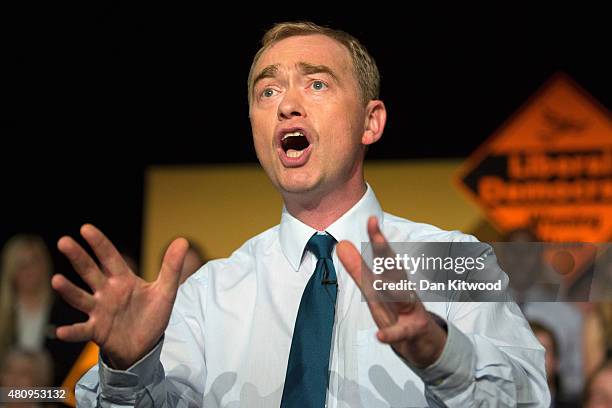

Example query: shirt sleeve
[410,244,550,407]
[411,303,550,407]
[74,269,209,407]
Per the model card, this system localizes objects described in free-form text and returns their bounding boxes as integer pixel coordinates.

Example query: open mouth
[281,131,310,158]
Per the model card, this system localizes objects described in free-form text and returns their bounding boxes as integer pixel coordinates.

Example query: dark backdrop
[3,4,611,275]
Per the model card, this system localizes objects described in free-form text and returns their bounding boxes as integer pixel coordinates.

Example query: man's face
[534,330,556,384]
[249,34,367,196]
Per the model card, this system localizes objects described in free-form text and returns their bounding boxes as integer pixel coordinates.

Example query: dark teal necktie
[281,233,338,407]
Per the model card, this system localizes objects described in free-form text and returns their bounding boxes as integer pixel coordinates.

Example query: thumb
[157,237,189,297]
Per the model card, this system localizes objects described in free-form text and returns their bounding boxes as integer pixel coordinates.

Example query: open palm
[52,224,188,369]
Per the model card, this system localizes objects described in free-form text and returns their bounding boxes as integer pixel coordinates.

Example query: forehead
[254,34,353,76]
[14,245,39,258]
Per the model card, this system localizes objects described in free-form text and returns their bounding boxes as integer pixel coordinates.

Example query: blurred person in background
[499,228,585,402]
[584,360,612,408]
[529,321,578,408]
[0,234,85,387]
[583,303,612,379]
[0,235,54,356]
[497,228,555,303]
[0,347,55,408]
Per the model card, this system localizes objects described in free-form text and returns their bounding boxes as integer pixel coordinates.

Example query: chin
[277,171,320,194]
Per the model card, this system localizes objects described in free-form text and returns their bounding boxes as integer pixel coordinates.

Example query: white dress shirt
[76,185,549,407]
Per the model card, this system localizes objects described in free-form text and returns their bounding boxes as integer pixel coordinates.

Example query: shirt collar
[279,183,384,271]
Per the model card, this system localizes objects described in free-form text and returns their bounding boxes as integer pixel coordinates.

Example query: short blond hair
[248,21,380,106]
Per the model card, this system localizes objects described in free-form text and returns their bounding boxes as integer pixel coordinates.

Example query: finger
[368,299,398,329]
[157,237,189,297]
[366,216,411,296]
[57,236,105,291]
[337,240,396,328]
[80,224,129,276]
[56,322,93,343]
[367,216,395,258]
[377,323,417,344]
[376,298,426,343]
[337,240,364,283]
[337,238,400,304]
[337,239,382,299]
[367,215,385,244]
[51,274,95,313]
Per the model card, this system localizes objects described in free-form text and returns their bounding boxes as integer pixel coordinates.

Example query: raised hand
[51,224,188,369]
[336,216,447,368]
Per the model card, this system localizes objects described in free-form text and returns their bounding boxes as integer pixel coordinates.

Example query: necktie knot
[306,233,336,260]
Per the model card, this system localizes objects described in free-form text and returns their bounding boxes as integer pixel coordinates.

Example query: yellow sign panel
[456,73,612,242]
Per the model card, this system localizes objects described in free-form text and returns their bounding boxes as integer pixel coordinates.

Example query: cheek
[14,267,46,291]
[13,274,30,292]
[325,104,364,143]
[252,132,265,154]
[253,133,274,170]
[324,118,363,159]
[545,356,554,371]
[250,116,275,152]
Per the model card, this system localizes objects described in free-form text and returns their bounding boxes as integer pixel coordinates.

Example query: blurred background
[2,4,612,407]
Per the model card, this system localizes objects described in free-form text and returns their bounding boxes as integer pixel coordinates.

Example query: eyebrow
[252,64,280,89]
[252,61,340,90]
[297,62,339,82]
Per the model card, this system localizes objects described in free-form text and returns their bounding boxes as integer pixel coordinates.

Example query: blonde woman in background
[584,303,612,379]
[0,235,54,358]
[0,234,86,386]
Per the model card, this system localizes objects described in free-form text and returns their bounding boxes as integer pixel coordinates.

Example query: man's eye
[262,88,277,98]
[311,80,328,91]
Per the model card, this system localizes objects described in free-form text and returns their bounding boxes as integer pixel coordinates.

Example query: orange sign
[61,342,99,407]
[456,73,612,242]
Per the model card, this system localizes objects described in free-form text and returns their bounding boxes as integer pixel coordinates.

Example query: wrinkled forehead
[253,34,353,79]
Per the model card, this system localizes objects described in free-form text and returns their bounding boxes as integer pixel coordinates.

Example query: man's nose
[277,88,305,121]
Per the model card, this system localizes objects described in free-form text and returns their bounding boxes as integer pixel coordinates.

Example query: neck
[283,176,367,231]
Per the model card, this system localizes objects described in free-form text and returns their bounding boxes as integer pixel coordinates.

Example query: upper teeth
[282,131,304,141]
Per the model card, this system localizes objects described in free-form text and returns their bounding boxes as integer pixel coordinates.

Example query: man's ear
[362,100,387,146]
